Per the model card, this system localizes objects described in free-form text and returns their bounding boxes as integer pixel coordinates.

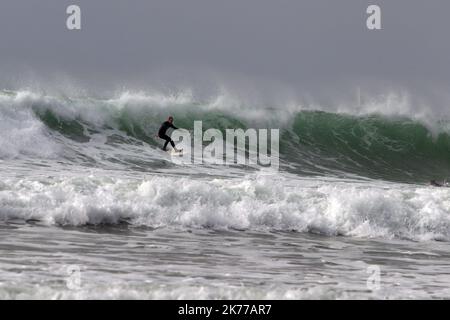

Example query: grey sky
[1,0,450,102]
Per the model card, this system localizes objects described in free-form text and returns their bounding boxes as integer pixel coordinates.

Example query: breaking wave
[0,90,449,182]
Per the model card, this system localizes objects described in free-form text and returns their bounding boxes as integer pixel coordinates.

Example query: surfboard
[168,148,183,156]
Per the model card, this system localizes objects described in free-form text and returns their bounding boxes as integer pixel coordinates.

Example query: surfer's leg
[162,134,179,151]
[160,134,172,151]
[163,139,170,151]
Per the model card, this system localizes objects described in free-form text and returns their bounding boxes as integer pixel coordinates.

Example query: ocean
[1,89,450,299]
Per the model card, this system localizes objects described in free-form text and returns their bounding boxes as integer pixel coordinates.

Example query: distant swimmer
[158,116,181,152]
[430,180,443,187]
[430,180,449,187]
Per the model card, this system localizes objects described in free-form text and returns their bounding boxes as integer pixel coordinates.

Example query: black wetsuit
[158,121,178,150]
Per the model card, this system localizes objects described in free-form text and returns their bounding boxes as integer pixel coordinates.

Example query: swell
[1,90,450,182]
[287,111,450,182]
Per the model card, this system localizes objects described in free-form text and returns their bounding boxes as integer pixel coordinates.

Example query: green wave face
[288,111,450,182]
[31,98,450,183]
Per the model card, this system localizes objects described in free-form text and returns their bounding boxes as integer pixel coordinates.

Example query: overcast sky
[1,0,450,102]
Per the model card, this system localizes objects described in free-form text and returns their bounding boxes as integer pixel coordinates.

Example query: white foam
[1,172,449,241]
[2,277,449,299]
[0,92,59,159]
[0,282,356,300]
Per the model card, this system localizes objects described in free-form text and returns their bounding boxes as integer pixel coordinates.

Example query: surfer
[158,116,181,152]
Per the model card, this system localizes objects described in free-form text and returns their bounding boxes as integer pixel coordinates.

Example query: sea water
[1,90,450,299]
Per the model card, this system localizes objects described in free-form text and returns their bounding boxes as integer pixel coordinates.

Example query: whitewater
[1,89,450,299]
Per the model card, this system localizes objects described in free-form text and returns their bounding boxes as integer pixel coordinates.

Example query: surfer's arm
[171,124,178,130]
